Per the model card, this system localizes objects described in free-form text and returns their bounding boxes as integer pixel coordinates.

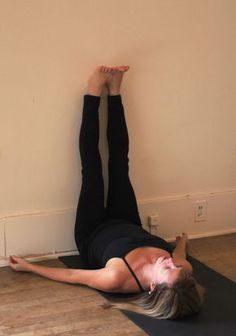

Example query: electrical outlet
[195,200,207,222]
[148,214,159,235]
[148,214,159,226]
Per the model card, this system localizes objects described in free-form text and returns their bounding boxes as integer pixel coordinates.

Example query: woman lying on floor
[9,65,204,319]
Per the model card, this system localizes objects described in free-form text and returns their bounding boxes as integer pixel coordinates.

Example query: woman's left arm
[172,233,188,259]
[9,255,119,292]
[172,234,193,275]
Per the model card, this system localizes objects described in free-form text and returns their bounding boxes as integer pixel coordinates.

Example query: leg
[106,67,142,225]
[74,67,113,257]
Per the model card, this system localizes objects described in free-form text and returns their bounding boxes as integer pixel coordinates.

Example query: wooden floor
[0,233,235,335]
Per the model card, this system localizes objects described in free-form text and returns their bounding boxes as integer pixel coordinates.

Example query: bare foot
[87,66,113,96]
[106,66,130,95]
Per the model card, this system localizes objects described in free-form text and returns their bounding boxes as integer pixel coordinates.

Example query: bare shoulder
[104,258,131,292]
[89,267,121,292]
[105,257,146,294]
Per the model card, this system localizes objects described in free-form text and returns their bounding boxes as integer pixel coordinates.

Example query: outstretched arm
[9,256,119,292]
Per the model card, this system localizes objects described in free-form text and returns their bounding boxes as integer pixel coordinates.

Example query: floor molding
[1,228,235,268]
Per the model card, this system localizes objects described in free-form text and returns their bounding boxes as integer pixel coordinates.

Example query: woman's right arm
[9,255,120,292]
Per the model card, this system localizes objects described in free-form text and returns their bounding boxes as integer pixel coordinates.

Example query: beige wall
[0,0,236,256]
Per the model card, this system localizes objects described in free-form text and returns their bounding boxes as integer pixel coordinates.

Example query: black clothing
[87,218,173,269]
[74,94,174,288]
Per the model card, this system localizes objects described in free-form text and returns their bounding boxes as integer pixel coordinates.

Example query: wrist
[26,262,36,272]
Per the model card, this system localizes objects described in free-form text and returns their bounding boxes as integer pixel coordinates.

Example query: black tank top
[122,256,144,291]
[86,218,174,290]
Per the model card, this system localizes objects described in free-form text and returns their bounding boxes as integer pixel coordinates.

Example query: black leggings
[74,95,141,259]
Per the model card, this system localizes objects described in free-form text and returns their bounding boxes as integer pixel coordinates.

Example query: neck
[140,257,157,288]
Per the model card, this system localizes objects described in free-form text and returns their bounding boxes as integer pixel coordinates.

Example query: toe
[119,66,129,72]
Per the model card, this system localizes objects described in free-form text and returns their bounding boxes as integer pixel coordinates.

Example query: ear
[149,280,157,293]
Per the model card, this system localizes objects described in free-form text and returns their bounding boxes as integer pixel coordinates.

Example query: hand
[9,255,31,272]
[182,232,188,241]
[175,232,188,244]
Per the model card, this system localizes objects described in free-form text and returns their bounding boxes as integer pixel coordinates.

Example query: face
[150,256,193,290]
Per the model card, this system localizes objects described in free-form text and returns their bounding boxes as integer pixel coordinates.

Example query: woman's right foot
[87,66,113,97]
[106,66,130,96]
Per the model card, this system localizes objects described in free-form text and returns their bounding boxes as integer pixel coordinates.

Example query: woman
[9,66,204,319]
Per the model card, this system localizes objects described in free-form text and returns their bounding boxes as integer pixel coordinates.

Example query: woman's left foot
[106,66,130,95]
[87,66,113,96]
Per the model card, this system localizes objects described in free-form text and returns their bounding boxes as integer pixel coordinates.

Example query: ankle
[87,86,102,97]
[108,89,120,96]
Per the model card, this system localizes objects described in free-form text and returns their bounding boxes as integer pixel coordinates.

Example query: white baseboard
[0,221,5,256]
[1,227,235,268]
[0,249,79,268]
[138,189,236,239]
[166,227,236,243]
[1,208,77,259]
[0,189,236,267]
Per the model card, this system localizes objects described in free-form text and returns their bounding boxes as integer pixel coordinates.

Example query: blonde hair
[101,276,205,319]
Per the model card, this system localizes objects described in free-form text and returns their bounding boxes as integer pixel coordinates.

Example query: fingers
[9,255,29,272]
[177,233,187,238]
[9,256,18,269]
[9,256,18,264]
[9,255,24,265]
[10,255,29,265]
[175,233,188,242]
